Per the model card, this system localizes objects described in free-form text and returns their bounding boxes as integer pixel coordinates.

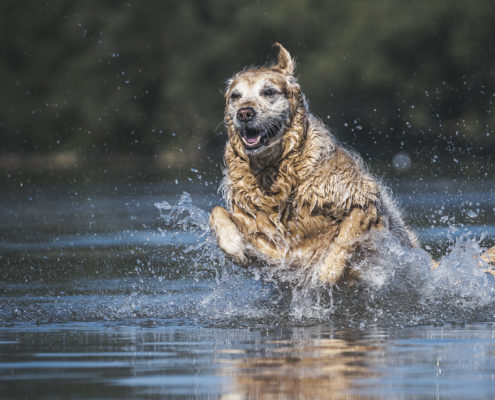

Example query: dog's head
[225,43,306,159]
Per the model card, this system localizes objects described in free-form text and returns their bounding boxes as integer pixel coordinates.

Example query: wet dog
[210,43,495,284]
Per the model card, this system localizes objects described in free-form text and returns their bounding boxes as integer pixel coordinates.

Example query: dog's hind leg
[480,245,495,277]
[481,246,495,265]
[319,206,380,285]
[210,206,248,266]
[430,245,495,276]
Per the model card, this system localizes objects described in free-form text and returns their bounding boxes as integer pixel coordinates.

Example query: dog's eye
[229,92,240,100]
[262,88,277,97]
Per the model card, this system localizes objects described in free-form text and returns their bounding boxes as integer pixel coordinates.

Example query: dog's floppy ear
[273,42,295,76]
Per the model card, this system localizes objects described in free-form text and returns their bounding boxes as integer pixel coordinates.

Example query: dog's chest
[231,170,294,220]
[231,171,339,244]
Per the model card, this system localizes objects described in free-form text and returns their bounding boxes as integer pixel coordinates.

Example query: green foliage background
[1,0,494,173]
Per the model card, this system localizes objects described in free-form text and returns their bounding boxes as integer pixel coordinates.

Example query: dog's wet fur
[210,43,495,284]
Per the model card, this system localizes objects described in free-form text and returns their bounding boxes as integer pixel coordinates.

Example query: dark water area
[1,178,495,399]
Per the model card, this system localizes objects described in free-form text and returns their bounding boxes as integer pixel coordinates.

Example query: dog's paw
[230,248,248,267]
[215,227,248,266]
[210,206,248,266]
[318,268,341,285]
[318,250,348,285]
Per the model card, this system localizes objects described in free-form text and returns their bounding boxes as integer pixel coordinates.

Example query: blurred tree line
[1,0,494,172]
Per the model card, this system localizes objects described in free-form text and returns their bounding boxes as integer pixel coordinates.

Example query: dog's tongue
[246,136,259,144]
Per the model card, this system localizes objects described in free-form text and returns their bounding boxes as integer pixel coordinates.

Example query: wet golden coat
[211,44,415,283]
[210,44,495,284]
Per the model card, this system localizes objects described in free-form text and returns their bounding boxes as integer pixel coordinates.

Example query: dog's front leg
[319,206,379,284]
[209,206,248,266]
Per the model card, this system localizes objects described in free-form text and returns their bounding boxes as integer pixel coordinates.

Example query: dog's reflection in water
[219,334,379,399]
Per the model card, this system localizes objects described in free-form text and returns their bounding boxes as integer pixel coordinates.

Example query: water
[1,179,495,399]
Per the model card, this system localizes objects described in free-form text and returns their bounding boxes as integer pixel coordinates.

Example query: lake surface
[1,178,495,399]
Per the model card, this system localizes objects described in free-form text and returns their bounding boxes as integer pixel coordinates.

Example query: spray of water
[152,192,495,328]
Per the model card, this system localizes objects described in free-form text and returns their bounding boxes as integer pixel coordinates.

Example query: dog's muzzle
[236,108,283,151]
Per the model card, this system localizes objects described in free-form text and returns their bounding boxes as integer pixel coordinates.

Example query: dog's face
[225,44,303,156]
[226,71,291,153]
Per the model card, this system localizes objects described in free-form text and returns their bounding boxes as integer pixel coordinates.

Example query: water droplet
[392,152,412,172]
[466,210,478,219]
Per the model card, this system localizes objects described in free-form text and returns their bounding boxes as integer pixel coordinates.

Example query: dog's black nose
[237,107,255,122]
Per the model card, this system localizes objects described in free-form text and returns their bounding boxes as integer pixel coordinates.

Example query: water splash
[154,192,228,279]
[153,192,495,328]
[422,235,495,310]
[3,192,493,328]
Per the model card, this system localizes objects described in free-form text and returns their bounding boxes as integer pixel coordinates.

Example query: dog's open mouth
[241,128,268,150]
[240,123,283,150]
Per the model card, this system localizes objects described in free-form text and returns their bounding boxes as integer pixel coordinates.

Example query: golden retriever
[210,43,495,284]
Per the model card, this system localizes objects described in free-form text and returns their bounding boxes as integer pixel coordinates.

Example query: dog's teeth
[242,135,261,147]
